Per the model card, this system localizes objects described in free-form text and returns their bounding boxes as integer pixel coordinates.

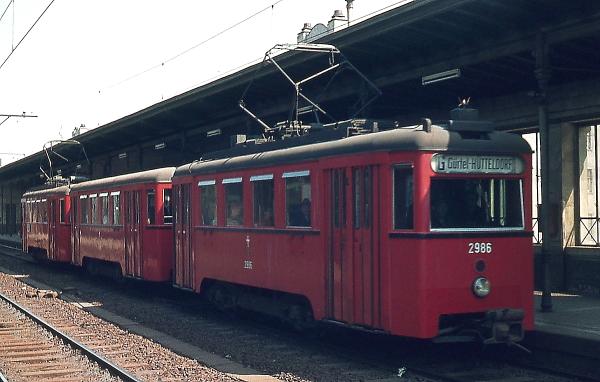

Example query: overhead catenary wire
[0,0,13,24]
[0,0,56,71]
[102,0,287,92]
[101,0,412,95]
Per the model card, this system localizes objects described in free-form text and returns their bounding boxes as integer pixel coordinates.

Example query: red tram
[20,109,533,344]
[171,110,533,343]
[68,168,175,281]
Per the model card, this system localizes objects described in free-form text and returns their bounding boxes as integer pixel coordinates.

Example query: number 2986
[468,242,492,254]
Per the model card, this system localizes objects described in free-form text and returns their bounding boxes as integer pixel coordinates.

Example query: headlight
[472,277,491,298]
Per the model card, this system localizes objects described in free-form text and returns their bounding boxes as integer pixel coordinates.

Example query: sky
[0,0,406,166]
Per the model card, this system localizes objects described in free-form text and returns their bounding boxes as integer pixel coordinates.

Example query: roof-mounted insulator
[447,107,494,132]
[421,118,432,133]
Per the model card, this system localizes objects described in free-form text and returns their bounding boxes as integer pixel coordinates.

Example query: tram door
[72,198,80,264]
[328,166,380,327]
[174,184,193,289]
[48,200,57,260]
[22,203,27,253]
[124,191,142,278]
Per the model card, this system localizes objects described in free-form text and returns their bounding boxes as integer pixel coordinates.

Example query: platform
[527,292,600,359]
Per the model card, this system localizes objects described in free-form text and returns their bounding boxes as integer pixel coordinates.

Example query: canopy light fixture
[207,129,222,137]
[154,142,166,150]
[422,68,461,85]
[118,152,127,159]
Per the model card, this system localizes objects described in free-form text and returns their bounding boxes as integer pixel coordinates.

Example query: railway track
[0,292,129,382]
[313,327,597,382]
[0,271,241,382]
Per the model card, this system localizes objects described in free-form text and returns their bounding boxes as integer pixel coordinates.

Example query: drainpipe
[536,30,553,312]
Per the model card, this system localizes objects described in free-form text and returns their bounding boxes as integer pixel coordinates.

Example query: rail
[0,291,142,382]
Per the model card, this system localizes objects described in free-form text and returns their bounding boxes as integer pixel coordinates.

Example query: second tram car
[69,168,175,281]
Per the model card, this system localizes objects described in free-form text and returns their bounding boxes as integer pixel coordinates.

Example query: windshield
[430,178,523,230]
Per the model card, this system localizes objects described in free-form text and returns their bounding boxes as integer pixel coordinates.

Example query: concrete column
[536,30,554,311]
[562,123,577,248]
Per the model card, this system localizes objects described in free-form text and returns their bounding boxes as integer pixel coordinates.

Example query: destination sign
[431,154,523,174]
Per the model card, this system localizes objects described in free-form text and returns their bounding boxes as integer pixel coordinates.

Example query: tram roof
[23,185,70,199]
[174,124,531,177]
[70,167,176,193]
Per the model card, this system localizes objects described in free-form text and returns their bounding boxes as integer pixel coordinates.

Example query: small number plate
[468,242,492,254]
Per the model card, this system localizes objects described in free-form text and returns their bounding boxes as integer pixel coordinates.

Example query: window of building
[578,124,599,245]
[147,189,156,225]
[90,194,98,225]
[111,192,120,225]
[100,193,109,225]
[59,199,66,223]
[163,189,173,224]
[198,180,216,226]
[522,132,542,244]
[393,166,413,229]
[223,178,243,226]
[284,171,311,227]
[251,174,274,227]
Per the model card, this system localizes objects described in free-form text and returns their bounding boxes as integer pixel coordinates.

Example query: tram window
[224,178,243,226]
[364,167,372,228]
[90,195,98,225]
[80,197,89,224]
[41,201,48,223]
[393,167,414,229]
[332,171,341,228]
[284,171,311,227]
[198,182,216,226]
[353,168,361,229]
[59,199,66,223]
[111,193,121,225]
[101,194,109,225]
[163,189,173,224]
[430,179,524,230]
[39,201,48,223]
[147,189,156,225]
[251,175,274,227]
